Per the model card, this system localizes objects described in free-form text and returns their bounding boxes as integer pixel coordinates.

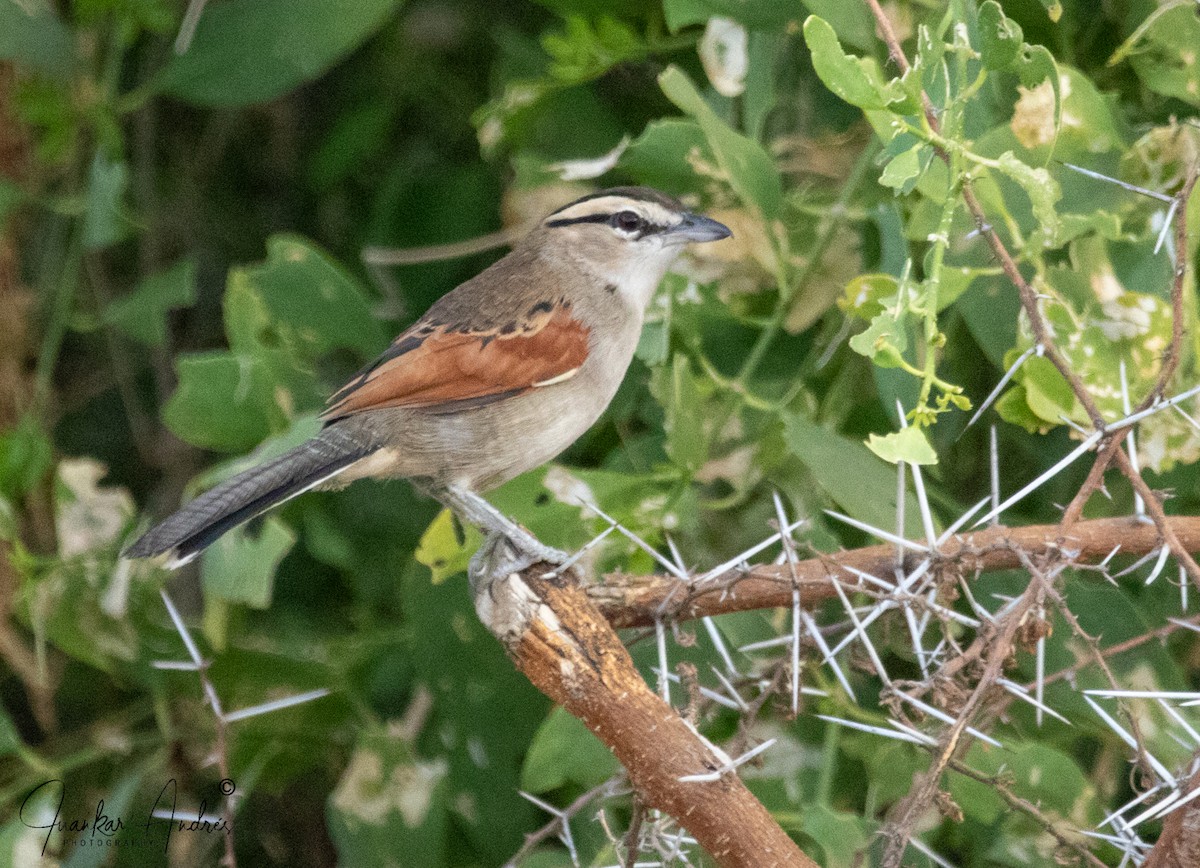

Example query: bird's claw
[467,532,570,596]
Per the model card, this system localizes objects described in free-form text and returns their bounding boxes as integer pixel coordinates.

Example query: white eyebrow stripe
[548,197,680,228]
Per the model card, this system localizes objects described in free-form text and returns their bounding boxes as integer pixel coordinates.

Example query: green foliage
[0,0,73,77]
[521,707,620,793]
[156,0,406,106]
[3,0,1200,865]
[101,257,198,347]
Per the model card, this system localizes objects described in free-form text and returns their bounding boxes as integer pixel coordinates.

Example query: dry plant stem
[196,661,238,868]
[1140,165,1197,410]
[1143,753,1200,868]
[1060,436,1124,530]
[1111,446,1200,586]
[361,227,519,265]
[879,581,1040,867]
[591,515,1200,627]
[944,757,1109,868]
[1033,613,1200,692]
[1040,574,1160,784]
[479,565,816,868]
[623,798,647,868]
[505,778,621,867]
[962,183,1106,427]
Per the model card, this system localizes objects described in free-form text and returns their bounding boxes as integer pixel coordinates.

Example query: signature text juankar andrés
[20,778,234,855]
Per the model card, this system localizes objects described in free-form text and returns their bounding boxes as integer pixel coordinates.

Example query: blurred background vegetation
[1,0,1199,864]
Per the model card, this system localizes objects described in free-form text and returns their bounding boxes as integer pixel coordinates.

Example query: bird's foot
[467,530,570,596]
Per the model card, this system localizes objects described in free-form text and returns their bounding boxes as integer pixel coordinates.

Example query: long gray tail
[123,425,375,567]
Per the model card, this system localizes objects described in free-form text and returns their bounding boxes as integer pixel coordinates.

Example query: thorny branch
[589,515,1200,627]
[503,778,627,868]
[879,570,1041,866]
[859,1,1200,863]
[477,564,817,867]
[944,756,1110,868]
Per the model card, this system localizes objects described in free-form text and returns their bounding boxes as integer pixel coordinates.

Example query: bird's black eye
[612,210,643,233]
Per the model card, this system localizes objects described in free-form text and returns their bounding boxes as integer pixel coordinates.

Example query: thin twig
[944,757,1109,868]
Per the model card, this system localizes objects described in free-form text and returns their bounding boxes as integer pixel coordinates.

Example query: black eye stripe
[545,213,614,228]
[545,212,668,237]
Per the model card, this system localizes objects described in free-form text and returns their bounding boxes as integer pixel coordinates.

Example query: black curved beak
[667,212,733,244]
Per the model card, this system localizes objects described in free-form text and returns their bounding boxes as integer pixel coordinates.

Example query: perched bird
[124,187,731,574]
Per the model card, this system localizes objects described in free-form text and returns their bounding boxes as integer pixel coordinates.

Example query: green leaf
[802,16,897,111]
[1012,43,1060,124]
[81,152,131,250]
[489,468,594,552]
[162,352,286,452]
[934,266,984,311]
[1117,3,1200,107]
[950,741,1093,829]
[0,703,22,758]
[202,515,295,608]
[652,354,706,474]
[192,415,324,490]
[0,496,14,542]
[995,383,1049,433]
[663,0,799,31]
[976,1,1023,71]
[542,15,649,82]
[229,235,385,358]
[157,0,405,106]
[866,427,938,465]
[839,274,899,321]
[800,0,878,51]
[0,415,52,501]
[878,143,928,192]
[782,413,922,535]
[0,179,22,226]
[62,764,151,868]
[1020,354,1078,424]
[658,66,783,219]
[415,508,477,585]
[800,805,873,868]
[103,258,197,346]
[849,308,908,368]
[521,707,619,793]
[994,151,1061,243]
[619,118,711,194]
[0,0,73,77]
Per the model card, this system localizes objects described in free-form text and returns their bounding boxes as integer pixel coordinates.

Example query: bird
[124,186,732,576]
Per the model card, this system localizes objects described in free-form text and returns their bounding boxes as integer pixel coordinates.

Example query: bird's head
[536,186,732,309]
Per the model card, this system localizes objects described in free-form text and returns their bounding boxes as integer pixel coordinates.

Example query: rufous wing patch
[322,303,590,420]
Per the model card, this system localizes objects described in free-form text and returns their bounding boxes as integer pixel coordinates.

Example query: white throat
[599,243,682,311]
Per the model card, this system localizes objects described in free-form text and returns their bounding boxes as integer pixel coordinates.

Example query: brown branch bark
[1143,754,1200,868]
[590,515,1200,628]
[477,566,816,867]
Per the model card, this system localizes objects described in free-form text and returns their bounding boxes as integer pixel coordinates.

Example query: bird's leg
[433,484,569,589]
